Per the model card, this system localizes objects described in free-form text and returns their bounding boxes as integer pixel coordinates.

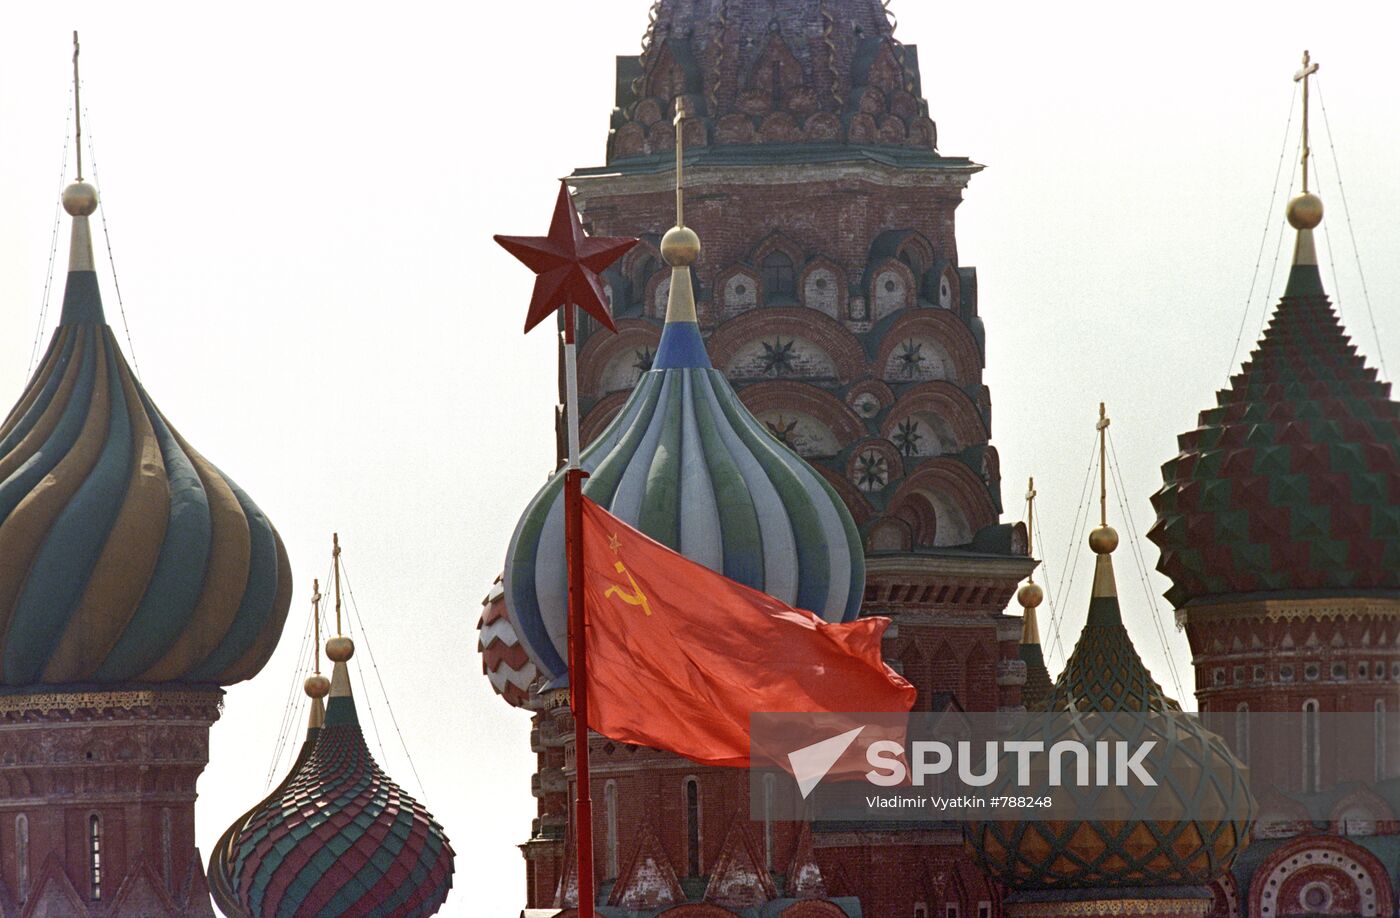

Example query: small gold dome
[661,225,701,267]
[325,635,355,663]
[1089,524,1119,555]
[1287,192,1324,230]
[1017,581,1044,609]
[304,673,331,699]
[62,181,99,217]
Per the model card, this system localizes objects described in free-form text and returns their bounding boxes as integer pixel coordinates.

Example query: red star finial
[494,181,639,334]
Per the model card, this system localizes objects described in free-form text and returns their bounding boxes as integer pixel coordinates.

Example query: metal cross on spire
[1096,403,1111,527]
[1294,50,1320,194]
[72,31,84,182]
[674,99,687,227]
[1024,476,1037,583]
[311,579,323,675]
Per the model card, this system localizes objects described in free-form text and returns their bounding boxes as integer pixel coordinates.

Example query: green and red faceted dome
[210,638,455,917]
[1148,249,1400,608]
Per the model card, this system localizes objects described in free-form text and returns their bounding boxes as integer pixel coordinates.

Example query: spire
[325,534,356,717]
[304,579,330,729]
[1089,403,1121,608]
[1285,50,1325,295]
[60,31,103,325]
[652,100,711,370]
[1016,476,1051,710]
[1017,477,1043,645]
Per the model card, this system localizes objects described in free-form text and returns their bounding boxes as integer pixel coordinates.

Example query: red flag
[581,497,915,768]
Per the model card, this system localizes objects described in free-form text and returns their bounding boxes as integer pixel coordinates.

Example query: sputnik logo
[788,726,865,799]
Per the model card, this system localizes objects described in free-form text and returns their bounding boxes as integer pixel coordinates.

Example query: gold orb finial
[1017,581,1044,609]
[325,634,355,663]
[661,225,701,267]
[304,673,331,699]
[62,181,98,217]
[1089,524,1119,555]
[1286,192,1323,230]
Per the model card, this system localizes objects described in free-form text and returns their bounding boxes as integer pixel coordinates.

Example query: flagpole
[563,301,596,918]
[494,173,637,918]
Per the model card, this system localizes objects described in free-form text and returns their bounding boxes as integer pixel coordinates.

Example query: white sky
[1,3,1398,914]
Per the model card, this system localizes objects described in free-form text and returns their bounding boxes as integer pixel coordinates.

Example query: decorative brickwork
[0,688,222,917]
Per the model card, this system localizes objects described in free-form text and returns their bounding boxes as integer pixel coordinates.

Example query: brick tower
[481,2,1033,914]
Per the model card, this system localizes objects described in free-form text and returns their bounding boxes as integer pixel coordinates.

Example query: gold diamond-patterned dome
[966,542,1254,890]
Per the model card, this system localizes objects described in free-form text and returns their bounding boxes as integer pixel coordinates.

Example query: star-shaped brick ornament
[494,181,639,334]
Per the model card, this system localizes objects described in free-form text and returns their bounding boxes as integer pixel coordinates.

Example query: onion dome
[211,636,454,917]
[209,674,326,916]
[969,526,1253,889]
[503,212,865,686]
[478,574,538,707]
[0,179,291,686]
[1017,580,1052,711]
[1148,192,1400,608]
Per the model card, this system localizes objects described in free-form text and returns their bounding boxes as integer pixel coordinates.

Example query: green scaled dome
[1148,249,1400,608]
[967,538,1254,890]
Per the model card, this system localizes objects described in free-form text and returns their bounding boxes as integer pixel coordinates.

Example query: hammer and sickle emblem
[604,561,653,617]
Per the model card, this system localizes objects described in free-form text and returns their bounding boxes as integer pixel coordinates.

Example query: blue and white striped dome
[503,240,865,685]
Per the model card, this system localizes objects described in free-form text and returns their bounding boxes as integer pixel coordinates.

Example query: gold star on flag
[608,532,622,553]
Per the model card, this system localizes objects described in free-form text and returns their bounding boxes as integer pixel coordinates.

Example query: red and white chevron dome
[478,574,538,708]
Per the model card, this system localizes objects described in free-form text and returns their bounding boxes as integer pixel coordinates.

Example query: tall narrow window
[760,251,795,300]
[763,773,775,871]
[1303,700,1320,793]
[1376,700,1388,782]
[684,777,701,877]
[16,814,28,902]
[89,813,102,900]
[604,781,619,879]
[162,808,173,890]
[1235,703,1250,764]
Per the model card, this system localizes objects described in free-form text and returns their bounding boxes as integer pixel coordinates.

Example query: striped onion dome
[0,182,291,686]
[503,223,865,685]
[210,638,455,917]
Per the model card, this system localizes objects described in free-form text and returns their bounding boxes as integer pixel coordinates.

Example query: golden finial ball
[661,225,701,267]
[61,181,98,217]
[304,673,331,699]
[1287,192,1324,230]
[1017,581,1044,610]
[325,635,355,663]
[1088,524,1119,555]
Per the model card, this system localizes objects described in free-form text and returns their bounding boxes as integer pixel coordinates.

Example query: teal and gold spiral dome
[0,180,292,686]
